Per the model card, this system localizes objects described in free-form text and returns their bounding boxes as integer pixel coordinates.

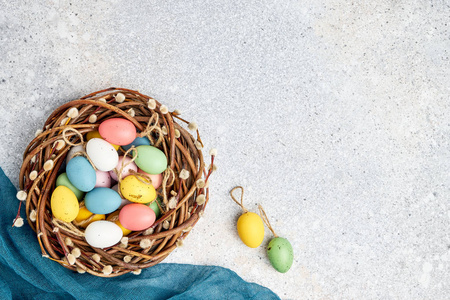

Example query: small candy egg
[119,203,156,231]
[147,198,162,218]
[111,184,133,208]
[56,173,84,200]
[106,211,132,236]
[66,156,96,192]
[122,136,151,151]
[86,138,119,172]
[237,212,265,248]
[99,118,137,146]
[85,187,121,214]
[75,207,105,228]
[86,130,120,150]
[120,175,156,203]
[85,220,123,248]
[51,186,79,222]
[267,237,294,273]
[95,170,111,188]
[109,156,137,181]
[134,145,167,175]
[138,168,163,189]
[66,145,84,164]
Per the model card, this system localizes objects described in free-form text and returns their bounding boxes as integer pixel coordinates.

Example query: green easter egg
[147,198,162,218]
[135,145,167,175]
[56,173,84,201]
[267,237,293,273]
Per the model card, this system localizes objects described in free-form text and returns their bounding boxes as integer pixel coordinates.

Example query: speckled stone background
[1,1,449,299]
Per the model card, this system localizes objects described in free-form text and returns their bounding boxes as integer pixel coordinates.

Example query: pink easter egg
[99,118,137,146]
[138,168,163,189]
[119,203,156,231]
[110,156,138,181]
[95,170,111,188]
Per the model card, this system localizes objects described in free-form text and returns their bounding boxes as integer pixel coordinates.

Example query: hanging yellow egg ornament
[230,186,264,248]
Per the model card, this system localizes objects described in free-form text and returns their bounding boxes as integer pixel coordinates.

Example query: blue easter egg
[66,156,96,192]
[85,187,121,214]
[122,136,151,151]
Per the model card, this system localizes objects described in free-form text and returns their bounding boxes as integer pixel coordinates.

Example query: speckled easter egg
[120,175,156,203]
[66,156,96,192]
[122,136,151,151]
[86,130,120,150]
[134,145,167,175]
[74,207,105,228]
[138,169,163,189]
[267,237,294,273]
[50,186,79,222]
[99,118,136,146]
[119,203,156,231]
[109,156,137,181]
[86,138,119,172]
[85,187,121,215]
[237,212,265,248]
[95,170,111,188]
[85,221,123,248]
[56,173,84,200]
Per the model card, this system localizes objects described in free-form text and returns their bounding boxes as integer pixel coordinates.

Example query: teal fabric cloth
[0,168,279,300]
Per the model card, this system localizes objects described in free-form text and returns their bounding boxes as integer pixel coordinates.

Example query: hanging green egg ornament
[258,204,294,273]
[230,186,265,248]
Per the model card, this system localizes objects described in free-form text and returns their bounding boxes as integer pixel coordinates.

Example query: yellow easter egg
[237,212,265,248]
[51,186,79,222]
[74,207,105,228]
[107,211,132,236]
[120,175,156,204]
[86,130,120,150]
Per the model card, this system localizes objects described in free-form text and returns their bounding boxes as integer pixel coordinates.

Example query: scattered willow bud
[188,122,198,131]
[182,226,192,233]
[194,141,203,149]
[30,155,36,163]
[29,210,37,222]
[160,105,169,114]
[115,93,125,103]
[209,148,217,156]
[148,99,156,110]
[143,228,154,235]
[120,237,128,247]
[71,248,81,258]
[196,194,206,205]
[204,180,210,188]
[198,210,204,218]
[162,220,170,230]
[173,109,181,115]
[161,126,168,135]
[52,227,59,233]
[89,114,97,123]
[60,117,69,126]
[14,217,24,227]
[123,255,132,263]
[92,254,101,263]
[176,239,184,247]
[208,164,217,172]
[179,169,189,180]
[102,265,113,275]
[140,239,153,249]
[67,254,76,265]
[196,179,205,188]
[43,160,54,171]
[97,98,106,103]
[34,129,43,137]
[77,267,86,274]
[132,269,142,275]
[67,107,79,118]
[54,140,66,151]
[127,108,135,117]
[174,129,181,138]
[16,190,27,201]
[168,197,177,209]
[65,237,73,247]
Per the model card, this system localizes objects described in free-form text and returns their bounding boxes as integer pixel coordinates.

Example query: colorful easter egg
[50,186,79,222]
[74,207,105,228]
[66,145,84,164]
[119,203,156,231]
[85,221,123,248]
[120,175,156,203]
[237,212,265,248]
[267,237,294,273]
[138,169,163,189]
[66,156,96,192]
[107,211,132,236]
[99,118,136,146]
[86,138,119,172]
[109,156,137,181]
[85,187,121,214]
[134,145,167,175]
[122,136,151,151]
[56,173,84,200]
[86,130,120,150]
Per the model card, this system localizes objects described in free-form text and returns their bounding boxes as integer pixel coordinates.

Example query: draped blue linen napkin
[0,167,279,300]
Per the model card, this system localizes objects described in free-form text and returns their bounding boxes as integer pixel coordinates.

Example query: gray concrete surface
[1,1,449,299]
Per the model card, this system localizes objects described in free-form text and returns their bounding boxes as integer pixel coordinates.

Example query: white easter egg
[85,220,123,248]
[66,145,85,165]
[86,138,119,172]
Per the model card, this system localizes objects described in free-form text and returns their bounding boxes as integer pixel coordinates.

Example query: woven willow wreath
[15,87,215,277]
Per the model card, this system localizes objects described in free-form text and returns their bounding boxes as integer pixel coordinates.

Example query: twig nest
[17,88,213,277]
